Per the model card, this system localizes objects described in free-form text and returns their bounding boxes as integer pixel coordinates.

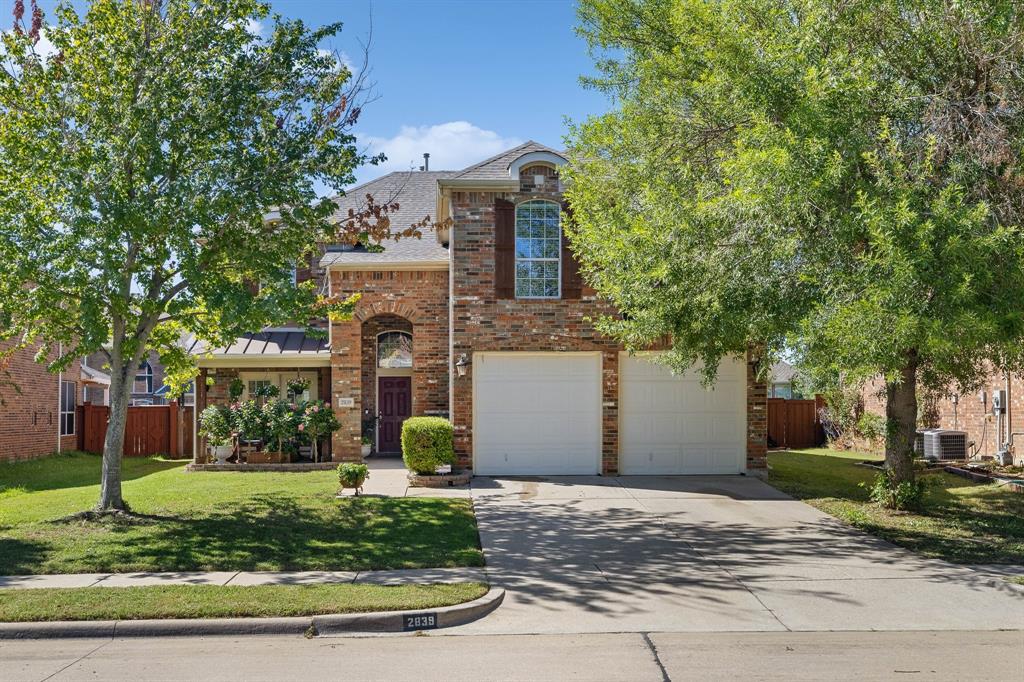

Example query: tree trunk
[885,353,919,484]
[97,357,134,511]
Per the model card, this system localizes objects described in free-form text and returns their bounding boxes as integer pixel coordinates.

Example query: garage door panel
[474,353,601,476]
[620,354,745,475]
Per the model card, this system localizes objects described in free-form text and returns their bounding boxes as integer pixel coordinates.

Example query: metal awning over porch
[187,329,331,368]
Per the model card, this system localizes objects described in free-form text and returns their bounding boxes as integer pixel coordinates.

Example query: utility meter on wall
[992,389,1007,414]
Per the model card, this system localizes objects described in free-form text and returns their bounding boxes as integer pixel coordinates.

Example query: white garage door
[620,353,746,475]
[474,353,602,475]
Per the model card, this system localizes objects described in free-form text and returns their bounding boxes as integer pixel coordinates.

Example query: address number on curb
[403,613,438,631]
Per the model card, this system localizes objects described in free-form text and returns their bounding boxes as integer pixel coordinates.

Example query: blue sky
[7,0,610,185]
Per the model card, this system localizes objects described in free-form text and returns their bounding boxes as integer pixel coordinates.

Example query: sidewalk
[0,567,487,590]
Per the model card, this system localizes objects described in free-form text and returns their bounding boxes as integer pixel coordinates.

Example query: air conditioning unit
[914,430,928,457]
[922,430,967,461]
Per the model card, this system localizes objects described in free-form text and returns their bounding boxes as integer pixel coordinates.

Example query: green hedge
[401,417,455,474]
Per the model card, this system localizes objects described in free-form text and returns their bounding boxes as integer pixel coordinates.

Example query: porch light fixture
[455,354,470,378]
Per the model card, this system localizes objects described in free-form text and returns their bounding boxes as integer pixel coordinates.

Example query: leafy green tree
[0,0,381,511]
[565,0,1024,492]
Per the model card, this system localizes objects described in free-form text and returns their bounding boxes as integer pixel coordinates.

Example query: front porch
[190,330,335,465]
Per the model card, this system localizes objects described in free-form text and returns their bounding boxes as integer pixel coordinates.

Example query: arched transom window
[515,200,561,298]
[377,331,412,368]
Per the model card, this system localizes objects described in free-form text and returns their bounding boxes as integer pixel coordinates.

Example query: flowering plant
[302,400,340,462]
[262,398,299,454]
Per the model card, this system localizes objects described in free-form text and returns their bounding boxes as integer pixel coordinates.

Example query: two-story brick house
[195,141,767,475]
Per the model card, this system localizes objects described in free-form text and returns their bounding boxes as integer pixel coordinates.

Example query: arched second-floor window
[515,200,561,298]
[377,331,412,368]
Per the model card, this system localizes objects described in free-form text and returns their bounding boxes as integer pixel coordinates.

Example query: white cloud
[245,18,263,37]
[358,121,523,179]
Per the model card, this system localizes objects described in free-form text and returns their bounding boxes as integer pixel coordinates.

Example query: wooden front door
[378,376,412,453]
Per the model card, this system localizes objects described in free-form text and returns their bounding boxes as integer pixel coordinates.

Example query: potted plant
[199,405,234,464]
[228,377,245,402]
[361,412,377,457]
[337,462,369,496]
[301,400,340,462]
[286,377,310,400]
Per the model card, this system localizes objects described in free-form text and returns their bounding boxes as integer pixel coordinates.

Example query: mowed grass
[0,583,488,622]
[769,448,1024,564]
[0,452,483,575]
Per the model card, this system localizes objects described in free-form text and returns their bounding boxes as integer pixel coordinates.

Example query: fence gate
[767,398,823,449]
[80,402,185,457]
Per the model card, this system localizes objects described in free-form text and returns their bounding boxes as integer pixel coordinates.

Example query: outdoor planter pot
[338,463,370,496]
[247,450,291,465]
[212,444,233,465]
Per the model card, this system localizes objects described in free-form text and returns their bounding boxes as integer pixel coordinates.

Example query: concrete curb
[313,586,504,635]
[0,588,504,639]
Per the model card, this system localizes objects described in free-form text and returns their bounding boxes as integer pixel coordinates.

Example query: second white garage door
[473,353,602,475]
[620,353,746,475]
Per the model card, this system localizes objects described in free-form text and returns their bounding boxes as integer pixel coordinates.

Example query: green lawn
[769,448,1024,564]
[0,583,488,622]
[0,452,483,575]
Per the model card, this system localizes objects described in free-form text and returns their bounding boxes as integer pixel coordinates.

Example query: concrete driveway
[454,475,1024,634]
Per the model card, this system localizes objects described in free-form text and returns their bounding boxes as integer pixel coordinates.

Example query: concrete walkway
[0,567,486,590]
[453,475,1024,635]
[340,456,471,499]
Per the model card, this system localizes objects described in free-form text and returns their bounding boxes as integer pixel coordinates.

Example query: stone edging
[407,471,472,487]
[0,587,504,640]
[945,465,1024,494]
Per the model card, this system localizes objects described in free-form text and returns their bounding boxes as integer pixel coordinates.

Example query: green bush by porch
[0,452,484,575]
[401,417,456,474]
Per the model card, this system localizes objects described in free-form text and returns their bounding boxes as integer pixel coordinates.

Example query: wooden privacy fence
[767,398,825,449]
[79,402,193,458]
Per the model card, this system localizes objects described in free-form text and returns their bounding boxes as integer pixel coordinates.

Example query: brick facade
[442,164,768,475]
[329,269,450,462]
[864,372,1024,463]
[1,341,82,462]
[447,169,626,473]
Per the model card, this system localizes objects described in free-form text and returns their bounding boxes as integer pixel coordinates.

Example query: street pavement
[3,630,1022,681]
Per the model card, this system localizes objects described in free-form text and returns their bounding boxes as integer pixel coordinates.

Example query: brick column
[601,350,619,475]
[746,352,768,471]
[331,318,363,462]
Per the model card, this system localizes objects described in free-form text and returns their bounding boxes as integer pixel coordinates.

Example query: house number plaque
[403,613,438,631]
[336,397,355,408]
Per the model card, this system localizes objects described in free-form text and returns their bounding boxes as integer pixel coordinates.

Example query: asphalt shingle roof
[321,171,454,266]
[451,140,563,180]
[319,141,565,267]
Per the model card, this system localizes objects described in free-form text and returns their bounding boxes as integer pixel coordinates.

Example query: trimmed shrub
[401,417,455,474]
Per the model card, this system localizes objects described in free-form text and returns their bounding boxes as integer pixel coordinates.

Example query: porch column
[331,318,363,462]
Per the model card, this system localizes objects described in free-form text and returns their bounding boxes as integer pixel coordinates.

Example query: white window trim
[59,380,76,436]
[514,200,562,300]
[238,372,319,403]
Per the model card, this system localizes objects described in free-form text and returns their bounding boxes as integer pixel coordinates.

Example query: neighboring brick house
[0,341,85,462]
[863,371,1024,464]
[194,142,767,474]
